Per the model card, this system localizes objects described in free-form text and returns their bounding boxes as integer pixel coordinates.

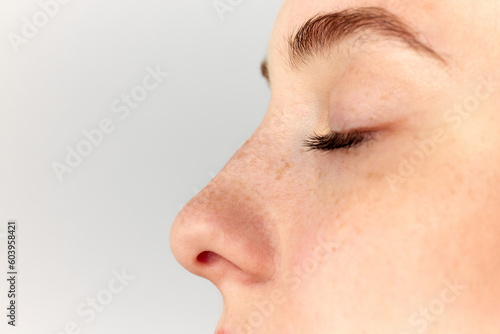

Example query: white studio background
[0,0,281,333]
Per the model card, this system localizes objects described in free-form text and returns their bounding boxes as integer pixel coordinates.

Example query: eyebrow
[261,6,445,82]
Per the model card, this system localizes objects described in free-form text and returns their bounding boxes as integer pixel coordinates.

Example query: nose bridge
[185,131,273,216]
[170,134,279,286]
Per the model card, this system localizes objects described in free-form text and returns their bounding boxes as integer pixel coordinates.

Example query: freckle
[235,151,247,160]
[275,160,293,181]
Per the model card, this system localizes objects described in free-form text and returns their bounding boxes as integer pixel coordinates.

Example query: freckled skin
[170,0,500,333]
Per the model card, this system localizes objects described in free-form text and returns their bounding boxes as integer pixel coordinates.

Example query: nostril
[195,251,247,284]
[197,251,218,264]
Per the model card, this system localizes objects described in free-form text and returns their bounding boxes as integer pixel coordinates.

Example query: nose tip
[169,175,277,287]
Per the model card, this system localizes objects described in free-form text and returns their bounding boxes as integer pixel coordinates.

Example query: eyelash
[304,131,372,151]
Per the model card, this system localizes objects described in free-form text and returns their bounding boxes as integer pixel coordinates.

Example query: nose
[169,143,278,288]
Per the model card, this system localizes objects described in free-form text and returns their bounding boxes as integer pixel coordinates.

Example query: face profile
[170,1,500,333]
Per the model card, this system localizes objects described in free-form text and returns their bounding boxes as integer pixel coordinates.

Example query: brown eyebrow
[261,6,445,82]
[289,7,445,66]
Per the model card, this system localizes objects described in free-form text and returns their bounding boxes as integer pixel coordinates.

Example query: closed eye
[303,131,372,151]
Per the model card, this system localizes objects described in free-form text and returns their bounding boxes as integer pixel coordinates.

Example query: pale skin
[170,0,500,333]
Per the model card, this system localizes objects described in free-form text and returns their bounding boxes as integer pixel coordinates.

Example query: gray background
[0,0,282,333]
